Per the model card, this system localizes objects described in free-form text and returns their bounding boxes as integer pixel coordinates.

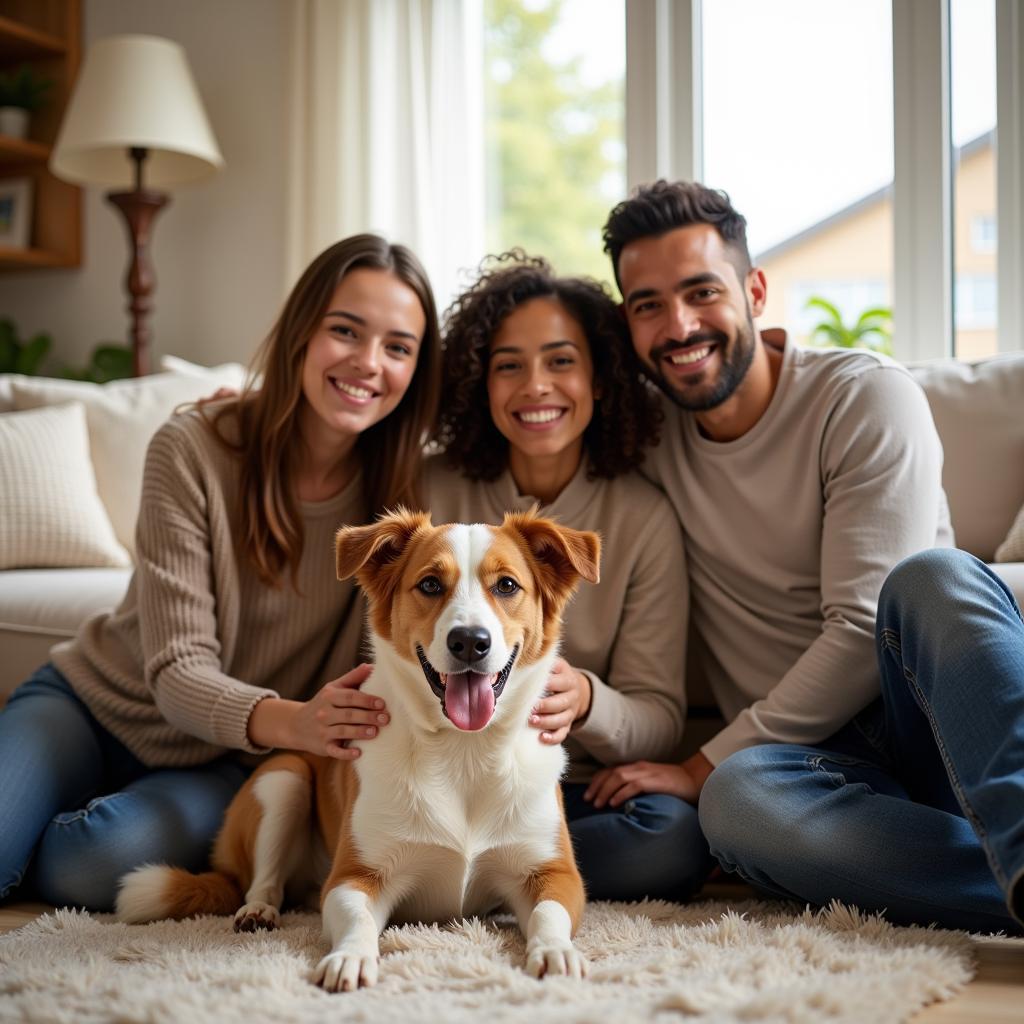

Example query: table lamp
[50,34,224,375]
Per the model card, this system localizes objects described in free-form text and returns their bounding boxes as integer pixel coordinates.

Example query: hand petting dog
[247,663,389,760]
[531,657,592,744]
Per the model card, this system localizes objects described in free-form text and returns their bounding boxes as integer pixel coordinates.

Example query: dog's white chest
[352,735,564,922]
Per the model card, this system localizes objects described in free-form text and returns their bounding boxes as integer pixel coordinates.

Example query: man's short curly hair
[435,252,662,482]
[603,180,751,291]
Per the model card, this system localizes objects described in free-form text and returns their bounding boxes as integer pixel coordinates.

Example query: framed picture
[0,177,33,249]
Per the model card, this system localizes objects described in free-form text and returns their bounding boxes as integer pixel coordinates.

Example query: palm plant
[804,296,893,356]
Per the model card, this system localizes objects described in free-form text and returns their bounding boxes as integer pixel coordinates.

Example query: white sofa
[0,358,248,701]
[1,353,1023,703]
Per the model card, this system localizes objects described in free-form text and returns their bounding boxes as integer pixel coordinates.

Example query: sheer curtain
[286,0,485,310]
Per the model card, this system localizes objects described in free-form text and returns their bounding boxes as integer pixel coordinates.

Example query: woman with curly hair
[424,253,713,903]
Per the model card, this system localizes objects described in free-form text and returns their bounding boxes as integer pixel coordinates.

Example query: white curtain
[286,0,486,312]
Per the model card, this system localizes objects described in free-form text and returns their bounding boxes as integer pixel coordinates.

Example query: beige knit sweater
[422,457,688,783]
[52,411,367,768]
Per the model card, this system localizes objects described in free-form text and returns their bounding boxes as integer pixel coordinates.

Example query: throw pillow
[10,364,248,555]
[159,354,250,389]
[0,403,131,570]
[995,504,1024,563]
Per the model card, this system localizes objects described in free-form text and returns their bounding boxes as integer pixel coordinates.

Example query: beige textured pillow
[909,354,1024,562]
[995,505,1024,563]
[10,366,247,554]
[0,403,131,570]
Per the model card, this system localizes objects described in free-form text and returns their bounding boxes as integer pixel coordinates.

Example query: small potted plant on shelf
[0,64,53,140]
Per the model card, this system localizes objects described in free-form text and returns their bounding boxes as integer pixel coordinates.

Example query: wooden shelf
[0,15,66,59]
[0,133,49,160]
[0,244,72,268]
[0,1,80,269]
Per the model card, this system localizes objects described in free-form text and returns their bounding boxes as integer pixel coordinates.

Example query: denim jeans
[699,549,1024,933]
[0,663,249,911]
[563,783,715,902]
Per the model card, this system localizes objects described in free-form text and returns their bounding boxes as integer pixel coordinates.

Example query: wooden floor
[0,901,1019,1021]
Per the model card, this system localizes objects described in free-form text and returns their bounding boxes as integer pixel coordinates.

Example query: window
[971,215,997,254]
[955,274,997,333]
[700,0,894,346]
[483,0,626,286]
[472,1,1023,357]
[625,0,1023,361]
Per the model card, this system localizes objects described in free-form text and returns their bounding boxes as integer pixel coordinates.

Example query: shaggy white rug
[0,898,973,1024]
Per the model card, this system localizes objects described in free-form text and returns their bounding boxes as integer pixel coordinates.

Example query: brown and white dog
[116,509,600,991]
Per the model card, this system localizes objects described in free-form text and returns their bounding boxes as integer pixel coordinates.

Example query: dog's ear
[503,511,601,614]
[336,507,432,604]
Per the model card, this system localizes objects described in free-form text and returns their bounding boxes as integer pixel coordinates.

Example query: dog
[116,508,600,991]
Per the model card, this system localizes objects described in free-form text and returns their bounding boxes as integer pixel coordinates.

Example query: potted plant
[0,64,52,140]
[0,317,51,374]
[805,296,894,356]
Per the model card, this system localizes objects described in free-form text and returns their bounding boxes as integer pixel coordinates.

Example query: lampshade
[50,34,224,189]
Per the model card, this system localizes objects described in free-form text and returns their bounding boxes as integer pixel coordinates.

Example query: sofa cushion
[0,403,131,571]
[9,362,248,555]
[995,502,1024,564]
[909,354,1024,562]
[0,566,132,702]
[990,561,1024,608]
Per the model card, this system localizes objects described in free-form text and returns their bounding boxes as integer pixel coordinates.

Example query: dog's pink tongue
[445,671,497,731]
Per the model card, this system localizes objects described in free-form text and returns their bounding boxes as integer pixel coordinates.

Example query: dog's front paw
[526,941,587,979]
[233,902,280,933]
[312,950,380,991]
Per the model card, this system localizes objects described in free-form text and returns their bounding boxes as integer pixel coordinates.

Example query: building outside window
[952,0,997,360]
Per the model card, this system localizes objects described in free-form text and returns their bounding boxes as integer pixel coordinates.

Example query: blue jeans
[699,549,1024,933]
[0,664,249,912]
[563,783,714,902]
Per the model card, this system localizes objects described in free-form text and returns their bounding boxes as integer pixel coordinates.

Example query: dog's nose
[447,625,491,663]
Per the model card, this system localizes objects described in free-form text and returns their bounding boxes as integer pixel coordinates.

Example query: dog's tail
[116,864,242,923]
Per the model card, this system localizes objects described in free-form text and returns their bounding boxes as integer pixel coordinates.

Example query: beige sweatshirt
[642,336,953,766]
[52,411,367,768]
[422,456,687,783]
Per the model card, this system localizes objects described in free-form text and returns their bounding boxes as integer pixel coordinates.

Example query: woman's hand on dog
[247,663,389,759]
[583,752,714,808]
[531,658,592,745]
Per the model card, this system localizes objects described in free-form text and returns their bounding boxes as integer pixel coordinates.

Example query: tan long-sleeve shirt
[422,457,688,783]
[643,335,954,766]
[52,411,366,768]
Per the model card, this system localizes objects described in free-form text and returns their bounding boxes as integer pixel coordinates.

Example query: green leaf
[0,63,52,111]
[89,345,133,383]
[0,335,16,373]
[855,307,893,329]
[810,324,847,347]
[14,332,50,374]
[56,342,134,383]
[804,296,843,324]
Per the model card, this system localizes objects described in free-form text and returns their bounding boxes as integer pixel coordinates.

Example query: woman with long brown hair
[0,234,442,912]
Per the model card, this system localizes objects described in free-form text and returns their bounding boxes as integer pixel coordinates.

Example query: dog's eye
[493,577,520,596]
[417,576,443,596]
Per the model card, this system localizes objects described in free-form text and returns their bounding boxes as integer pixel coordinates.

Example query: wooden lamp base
[106,188,169,377]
